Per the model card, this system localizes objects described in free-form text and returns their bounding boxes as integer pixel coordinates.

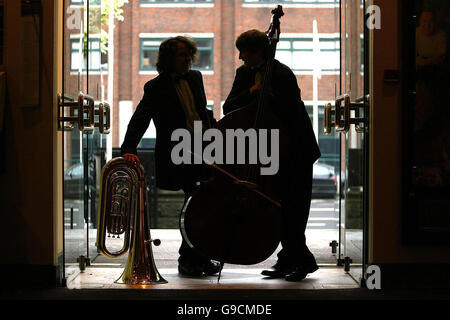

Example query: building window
[70,0,101,5]
[70,37,106,71]
[275,36,339,72]
[243,0,338,4]
[141,0,213,3]
[140,37,213,71]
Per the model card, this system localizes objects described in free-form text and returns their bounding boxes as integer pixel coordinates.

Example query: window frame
[276,35,340,73]
[140,0,214,5]
[69,0,101,5]
[242,0,338,4]
[70,35,106,72]
[139,35,214,72]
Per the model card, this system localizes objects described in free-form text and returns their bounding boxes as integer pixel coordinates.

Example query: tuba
[96,157,167,285]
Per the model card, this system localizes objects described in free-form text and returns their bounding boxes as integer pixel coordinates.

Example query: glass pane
[63,0,88,281]
[339,0,366,284]
[320,51,339,70]
[86,0,105,263]
[277,40,291,49]
[193,50,212,70]
[293,39,312,49]
[275,50,292,67]
[293,51,314,70]
[196,38,212,48]
[142,49,158,69]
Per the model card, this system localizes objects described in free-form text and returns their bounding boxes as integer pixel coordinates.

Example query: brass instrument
[96,157,167,285]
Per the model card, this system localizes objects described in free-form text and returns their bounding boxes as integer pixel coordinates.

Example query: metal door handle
[323,95,350,134]
[79,92,95,133]
[352,95,369,133]
[324,102,335,134]
[335,94,351,132]
[332,94,369,133]
[57,93,81,130]
[57,92,95,132]
[95,102,111,134]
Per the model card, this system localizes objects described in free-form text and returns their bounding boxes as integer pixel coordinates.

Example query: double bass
[180,6,288,269]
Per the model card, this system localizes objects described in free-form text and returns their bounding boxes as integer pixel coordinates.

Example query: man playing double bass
[120,36,221,277]
[222,29,321,281]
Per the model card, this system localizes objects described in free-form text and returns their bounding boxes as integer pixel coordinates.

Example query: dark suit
[121,70,214,191]
[121,70,214,261]
[222,60,321,267]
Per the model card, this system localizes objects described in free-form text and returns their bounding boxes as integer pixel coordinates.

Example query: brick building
[64,0,363,171]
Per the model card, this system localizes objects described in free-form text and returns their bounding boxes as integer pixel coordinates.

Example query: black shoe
[202,260,222,276]
[285,264,319,282]
[178,258,222,277]
[261,262,294,278]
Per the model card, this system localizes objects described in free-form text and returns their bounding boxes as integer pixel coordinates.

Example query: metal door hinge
[343,256,353,272]
[77,255,91,271]
[329,240,338,255]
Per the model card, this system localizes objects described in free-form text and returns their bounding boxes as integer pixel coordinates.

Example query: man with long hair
[121,36,220,277]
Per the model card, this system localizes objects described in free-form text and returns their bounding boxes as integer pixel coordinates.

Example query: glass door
[84,0,108,265]
[60,0,109,285]
[339,0,369,284]
[325,0,369,285]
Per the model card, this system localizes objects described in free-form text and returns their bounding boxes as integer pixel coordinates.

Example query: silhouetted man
[223,29,321,281]
[121,36,220,277]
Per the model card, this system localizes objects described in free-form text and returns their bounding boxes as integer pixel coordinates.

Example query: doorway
[59,0,369,288]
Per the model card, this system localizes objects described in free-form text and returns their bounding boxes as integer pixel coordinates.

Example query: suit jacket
[121,70,214,190]
[222,59,321,166]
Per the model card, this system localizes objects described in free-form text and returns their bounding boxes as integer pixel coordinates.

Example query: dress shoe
[285,264,319,282]
[261,262,294,278]
[178,258,222,277]
[202,260,222,276]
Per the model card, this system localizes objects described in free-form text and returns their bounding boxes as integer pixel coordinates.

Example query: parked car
[64,162,96,200]
[312,162,337,198]
[64,162,99,227]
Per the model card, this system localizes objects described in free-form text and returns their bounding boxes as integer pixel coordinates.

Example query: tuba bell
[96,157,167,285]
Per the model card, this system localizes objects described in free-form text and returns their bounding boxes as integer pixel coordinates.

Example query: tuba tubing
[96,157,167,285]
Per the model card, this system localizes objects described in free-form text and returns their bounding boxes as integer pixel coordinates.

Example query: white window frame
[140,0,214,8]
[276,33,340,75]
[138,33,215,74]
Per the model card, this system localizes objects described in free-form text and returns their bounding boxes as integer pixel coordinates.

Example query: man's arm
[222,68,255,115]
[195,70,217,127]
[120,84,154,156]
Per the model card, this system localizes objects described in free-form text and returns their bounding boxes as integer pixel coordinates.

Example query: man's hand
[123,153,140,165]
[249,83,261,94]
[250,83,274,97]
